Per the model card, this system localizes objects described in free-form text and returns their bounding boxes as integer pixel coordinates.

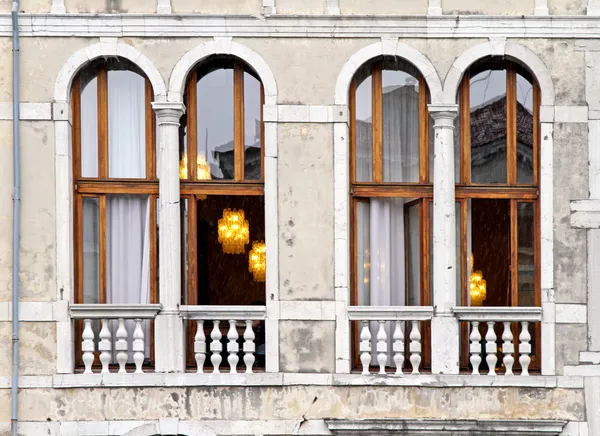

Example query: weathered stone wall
[340,0,428,15]
[548,0,587,14]
[442,0,535,15]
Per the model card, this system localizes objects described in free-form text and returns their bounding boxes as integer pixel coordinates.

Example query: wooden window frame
[349,59,432,372]
[181,59,265,368]
[457,60,542,372]
[71,62,159,368]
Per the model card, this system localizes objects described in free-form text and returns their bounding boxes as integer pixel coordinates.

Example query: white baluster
[210,320,222,373]
[376,321,388,374]
[485,321,497,376]
[243,320,256,373]
[194,320,206,373]
[227,320,239,373]
[82,319,95,374]
[132,319,144,374]
[502,321,515,375]
[99,319,111,374]
[392,321,404,375]
[359,321,372,375]
[469,321,482,375]
[519,321,532,376]
[409,321,421,374]
[115,318,128,373]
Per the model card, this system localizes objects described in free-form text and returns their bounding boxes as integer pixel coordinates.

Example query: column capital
[428,104,458,118]
[152,101,186,125]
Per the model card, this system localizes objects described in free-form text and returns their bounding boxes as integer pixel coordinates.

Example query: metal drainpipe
[11,1,20,436]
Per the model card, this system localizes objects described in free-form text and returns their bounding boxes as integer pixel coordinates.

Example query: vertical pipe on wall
[11,2,20,436]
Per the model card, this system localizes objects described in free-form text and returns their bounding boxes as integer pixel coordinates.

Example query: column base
[154,312,185,373]
[431,315,460,375]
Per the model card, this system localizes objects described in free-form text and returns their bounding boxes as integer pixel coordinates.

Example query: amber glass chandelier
[469,254,487,306]
[248,241,266,282]
[218,209,250,254]
[179,154,211,180]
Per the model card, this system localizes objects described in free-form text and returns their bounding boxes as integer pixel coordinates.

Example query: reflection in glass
[197,68,234,180]
[355,73,372,182]
[82,197,100,303]
[244,72,262,180]
[517,72,534,184]
[470,68,507,183]
[382,69,420,182]
[108,71,146,178]
[517,202,535,306]
[80,76,98,178]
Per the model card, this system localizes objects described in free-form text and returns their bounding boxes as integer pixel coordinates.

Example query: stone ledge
[0,373,583,389]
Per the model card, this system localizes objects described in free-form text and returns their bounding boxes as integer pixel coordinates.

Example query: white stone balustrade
[180,305,266,374]
[453,307,543,376]
[347,306,434,375]
[70,304,161,374]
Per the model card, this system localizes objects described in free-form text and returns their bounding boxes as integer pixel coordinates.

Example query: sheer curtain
[80,69,151,361]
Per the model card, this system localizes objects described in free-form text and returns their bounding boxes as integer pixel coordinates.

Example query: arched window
[179,56,265,368]
[457,58,541,368]
[349,57,433,370]
[71,58,158,363]
[350,57,432,309]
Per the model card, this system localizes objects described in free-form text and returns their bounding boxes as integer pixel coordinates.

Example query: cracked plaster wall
[340,0,427,15]
[548,0,587,14]
[442,0,534,15]
[170,0,261,14]
[64,0,155,13]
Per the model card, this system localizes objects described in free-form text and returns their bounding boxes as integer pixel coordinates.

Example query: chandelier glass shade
[469,254,487,307]
[179,154,212,180]
[248,241,266,282]
[218,209,250,254]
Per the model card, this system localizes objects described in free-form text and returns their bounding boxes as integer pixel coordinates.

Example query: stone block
[556,324,587,375]
[279,321,336,372]
[340,0,427,14]
[548,0,587,14]
[443,0,534,14]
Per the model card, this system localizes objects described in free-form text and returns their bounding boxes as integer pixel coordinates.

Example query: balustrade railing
[70,304,162,374]
[453,307,543,376]
[347,306,434,375]
[180,305,266,374]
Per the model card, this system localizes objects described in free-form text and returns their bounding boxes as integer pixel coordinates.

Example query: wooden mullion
[76,180,159,195]
[234,63,245,181]
[460,75,470,184]
[455,185,538,200]
[533,81,541,186]
[149,194,157,366]
[421,200,431,370]
[145,79,155,179]
[187,72,197,181]
[181,182,264,196]
[72,79,82,181]
[99,195,107,304]
[97,67,109,179]
[419,77,428,183]
[349,79,357,185]
[350,197,359,370]
[352,184,433,198]
[75,194,84,304]
[506,65,517,185]
[510,199,518,307]
[260,82,265,182]
[372,63,383,183]
[187,196,198,368]
[459,199,469,369]
[533,199,542,371]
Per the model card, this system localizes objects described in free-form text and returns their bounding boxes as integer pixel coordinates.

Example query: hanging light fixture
[469,254,487,306]
[218,209,250,254]
[248,241,266,282]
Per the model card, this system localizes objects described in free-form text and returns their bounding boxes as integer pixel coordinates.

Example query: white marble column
[429,105,460,375]
[152,102,186,373]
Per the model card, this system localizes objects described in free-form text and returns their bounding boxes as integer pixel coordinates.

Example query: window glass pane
[455,202,461,306]
[244,72,262,180]
[356,197,418,306]
[469,198,510,306]
[192,195,265,305]
[518,202,535,306]
[197,68,234,180]
[355,71,372,182]
[179,111,188,180]
[470,67,507,183]
[80,76,98,178]
[82,197,100,303]
[180,198,189,304]
[105,194,151,304]
[108,71,146,178]
[382,68,420,182]
[517,72,534,184]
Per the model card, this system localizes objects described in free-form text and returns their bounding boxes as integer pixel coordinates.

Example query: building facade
[1,0,600,434]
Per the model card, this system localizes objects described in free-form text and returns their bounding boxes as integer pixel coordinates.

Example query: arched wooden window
[71,58,158,366]
[349,57,432,370]
[179,56,265,368]
[457,57,541,369]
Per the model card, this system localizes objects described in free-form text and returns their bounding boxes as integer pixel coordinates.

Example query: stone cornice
[2,14,600,38]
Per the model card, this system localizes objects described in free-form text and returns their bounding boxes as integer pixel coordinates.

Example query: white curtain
[80,69,151,362]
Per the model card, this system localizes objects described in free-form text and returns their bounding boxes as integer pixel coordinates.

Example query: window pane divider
[507,65,517,185]
[97,66,108,179]
[371,62,383,183]
[187,71,197,181]
[234,62,245,181]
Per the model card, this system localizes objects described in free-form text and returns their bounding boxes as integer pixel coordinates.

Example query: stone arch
[168,38,278,105]
[334,39,444,106]
[54,40,167,103]
[442,40,555,106]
